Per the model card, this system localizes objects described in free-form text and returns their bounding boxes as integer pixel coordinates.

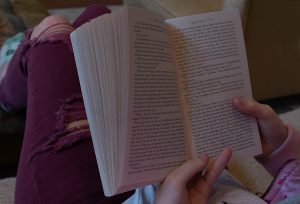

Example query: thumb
[190,148,232,203]
[204,148,232,185]
[233,97,275,120]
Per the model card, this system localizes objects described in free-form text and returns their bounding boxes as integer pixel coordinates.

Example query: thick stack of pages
[71,6,261,196]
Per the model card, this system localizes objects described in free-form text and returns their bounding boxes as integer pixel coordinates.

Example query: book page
[121,7,188,189]
[166,11,262,158]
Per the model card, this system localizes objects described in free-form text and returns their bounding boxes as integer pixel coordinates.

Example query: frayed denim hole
[28,94,90,163]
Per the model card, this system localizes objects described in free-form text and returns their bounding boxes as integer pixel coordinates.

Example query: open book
[70,6,262,197]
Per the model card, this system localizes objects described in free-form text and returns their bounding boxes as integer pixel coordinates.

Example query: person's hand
[155,148,232,204]
[233,97,288,157]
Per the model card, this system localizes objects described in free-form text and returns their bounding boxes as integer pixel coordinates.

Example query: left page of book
[119,7,189,192]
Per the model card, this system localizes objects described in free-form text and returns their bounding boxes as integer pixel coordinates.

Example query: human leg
[0,4,111,111]
[14,5,133,203]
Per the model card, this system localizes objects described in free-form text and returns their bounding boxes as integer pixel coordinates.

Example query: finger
[233,97,275,120]
[166,155,209,187]
[204,148,232,185]
[189,149,232,203]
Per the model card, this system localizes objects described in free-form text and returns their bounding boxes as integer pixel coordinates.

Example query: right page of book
[166,10,262,158]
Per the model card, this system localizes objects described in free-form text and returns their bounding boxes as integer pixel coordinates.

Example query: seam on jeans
[33,171,42,203]
[28,94,91,163]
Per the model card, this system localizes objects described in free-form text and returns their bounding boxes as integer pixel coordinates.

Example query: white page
[166,10,262,158]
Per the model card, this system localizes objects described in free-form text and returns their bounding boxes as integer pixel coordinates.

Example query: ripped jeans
[0,5,133,204]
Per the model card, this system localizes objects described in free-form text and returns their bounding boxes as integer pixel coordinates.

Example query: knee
[72,5,111,28]
[31,15,74,41]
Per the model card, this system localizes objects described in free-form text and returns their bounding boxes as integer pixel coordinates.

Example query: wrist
[271,125,289,154]
[268,125,289,155]
[256,125,300,175]
[258,125,288,158]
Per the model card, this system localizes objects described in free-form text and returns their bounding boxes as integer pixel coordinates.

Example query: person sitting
[0,5,299,204]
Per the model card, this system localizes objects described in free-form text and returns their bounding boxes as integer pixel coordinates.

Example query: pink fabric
[257,126,300,203]
[263,160,300,203]
[257,125,300,176]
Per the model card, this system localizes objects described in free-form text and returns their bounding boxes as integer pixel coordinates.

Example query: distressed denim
[0,5,133,204]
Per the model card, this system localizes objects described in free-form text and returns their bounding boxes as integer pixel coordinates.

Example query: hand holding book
[156,148,232,204]
[233,97,288,157]
[156,97,290,204]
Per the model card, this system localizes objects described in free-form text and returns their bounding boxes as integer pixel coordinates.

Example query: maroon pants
[0,5,133,204]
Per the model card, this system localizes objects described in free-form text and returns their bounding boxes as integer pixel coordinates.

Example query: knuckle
[245,100,255,109]
[185,159,196,167]
[263,104,275,117]
[164,174,180,187]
